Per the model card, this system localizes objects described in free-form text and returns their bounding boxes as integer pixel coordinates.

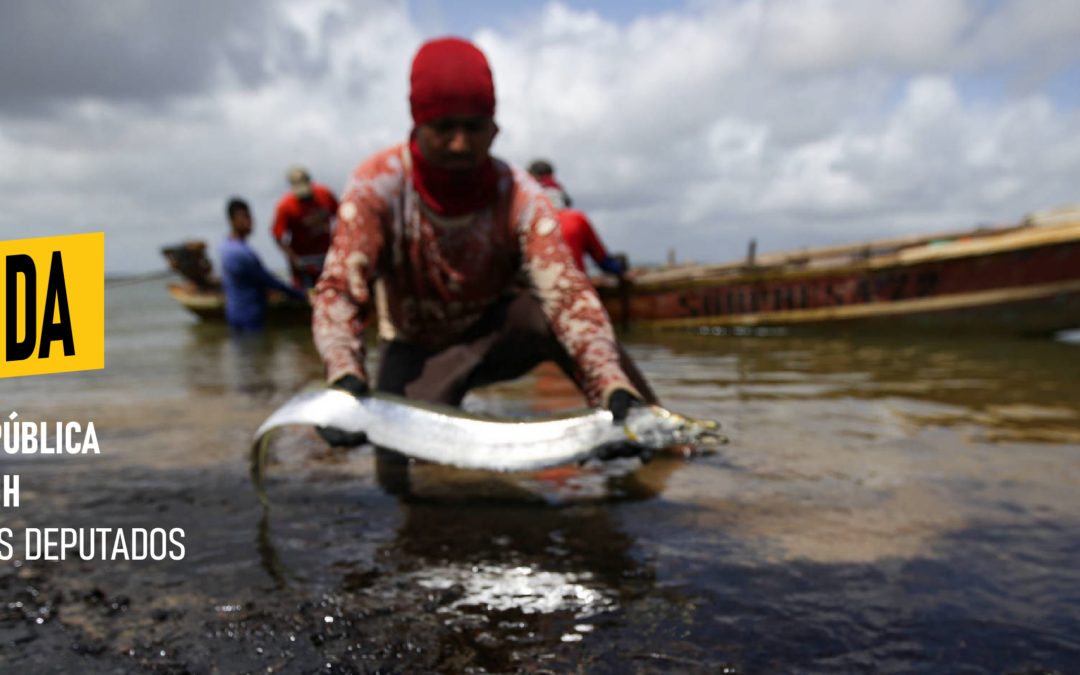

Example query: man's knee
[505,292,550,336]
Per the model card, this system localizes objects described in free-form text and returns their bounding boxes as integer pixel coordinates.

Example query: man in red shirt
[271,166,339,288]
[313,37,656,448]
[527,160,627,277]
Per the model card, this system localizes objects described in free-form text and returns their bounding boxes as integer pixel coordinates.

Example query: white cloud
[0,0,1078,272]
[759,0,974,72]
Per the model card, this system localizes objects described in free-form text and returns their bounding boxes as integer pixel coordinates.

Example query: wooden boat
[596,205,1080,337]
[162,242,311,324]
[165,281,310,324]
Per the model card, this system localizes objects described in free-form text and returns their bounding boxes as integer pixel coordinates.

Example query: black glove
[317,375,370,447]
[608,388,642,422]
[332,374,369,398]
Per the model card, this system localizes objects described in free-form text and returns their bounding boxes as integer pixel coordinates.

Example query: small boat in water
[165,282,310,324]
[161,241,310,324]
[597,205,1080,337]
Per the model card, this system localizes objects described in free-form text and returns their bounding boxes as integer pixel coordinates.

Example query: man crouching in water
[312,37,656,450]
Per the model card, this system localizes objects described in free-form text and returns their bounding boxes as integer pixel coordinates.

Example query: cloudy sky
[1,0,1079,274]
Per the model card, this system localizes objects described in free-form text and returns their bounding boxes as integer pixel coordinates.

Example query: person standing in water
[312,37,656,446]
[271,166,339,289]
[220,198,307,333]
[527,159,627,278]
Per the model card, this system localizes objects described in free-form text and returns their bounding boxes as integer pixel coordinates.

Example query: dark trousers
[374,292,657,406]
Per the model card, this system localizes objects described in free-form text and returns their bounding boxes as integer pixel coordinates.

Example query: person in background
[527,159,573,208]
[272,166,339,289]
[221,198,307,333]
[312,37,657,448]
[527,160,627,278]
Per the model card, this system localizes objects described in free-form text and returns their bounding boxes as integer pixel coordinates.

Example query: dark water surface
[1,283,1079,674]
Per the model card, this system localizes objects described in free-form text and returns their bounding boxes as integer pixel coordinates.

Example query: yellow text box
[1,233,104,378]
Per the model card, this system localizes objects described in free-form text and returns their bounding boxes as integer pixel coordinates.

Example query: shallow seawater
[1,282,1079,674]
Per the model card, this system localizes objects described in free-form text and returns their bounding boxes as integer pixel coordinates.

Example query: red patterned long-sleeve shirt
[313,143,636,407]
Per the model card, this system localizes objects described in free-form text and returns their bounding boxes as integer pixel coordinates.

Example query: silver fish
[250,389,725,506]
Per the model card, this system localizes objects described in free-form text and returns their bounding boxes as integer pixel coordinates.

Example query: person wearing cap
[220,197,308,333]
[527,159,573,209]
[312,37,657,447]
[527,160,627,278]
[271,166,339,289]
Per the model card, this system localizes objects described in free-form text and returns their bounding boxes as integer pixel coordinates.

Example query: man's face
[415,116,497,169]
[230,208,253,238]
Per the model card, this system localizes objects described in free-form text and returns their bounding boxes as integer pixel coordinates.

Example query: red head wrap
[410,37,496,127]
[407,37,499,218]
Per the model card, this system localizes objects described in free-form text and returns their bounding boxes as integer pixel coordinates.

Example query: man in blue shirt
[220,198,307,333]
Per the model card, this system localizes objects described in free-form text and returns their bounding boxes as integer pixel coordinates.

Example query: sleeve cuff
[599,380,642,410]
[326,365,367,387]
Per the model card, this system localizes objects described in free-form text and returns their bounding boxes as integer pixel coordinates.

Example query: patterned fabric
[313,143,637,407]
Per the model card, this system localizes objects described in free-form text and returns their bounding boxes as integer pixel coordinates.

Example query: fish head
[625,405,727,450]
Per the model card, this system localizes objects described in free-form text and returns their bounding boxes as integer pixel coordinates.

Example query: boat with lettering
[597,205,1080,337]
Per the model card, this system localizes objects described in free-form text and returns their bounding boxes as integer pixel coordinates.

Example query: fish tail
[250,433,273,509]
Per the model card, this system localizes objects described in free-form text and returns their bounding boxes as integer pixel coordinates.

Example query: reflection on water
[638,329,1080,443]
[1,282,1079,673]
[415,564,613,617]
[183,325,317,397]
[387,500,647,655]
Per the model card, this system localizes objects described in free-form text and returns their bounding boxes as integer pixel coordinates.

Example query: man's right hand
[608,388,642,422]
[317,375,370,447]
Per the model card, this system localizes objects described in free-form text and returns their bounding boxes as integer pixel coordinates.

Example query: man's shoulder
[312,183,337,198]
[311,184,339,207]
[275,192,301,213]
[497,157,547,205]
[497,158,562,231]
[494,157,529,187]
[220,237,252,260]
[343,143,408,198]
[354,143,407,176]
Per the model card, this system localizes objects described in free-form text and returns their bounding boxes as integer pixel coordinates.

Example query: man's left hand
[599,256,627,276]
[608,388,642,422]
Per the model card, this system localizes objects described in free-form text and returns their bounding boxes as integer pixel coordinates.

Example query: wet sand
[1,284,1079,673]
